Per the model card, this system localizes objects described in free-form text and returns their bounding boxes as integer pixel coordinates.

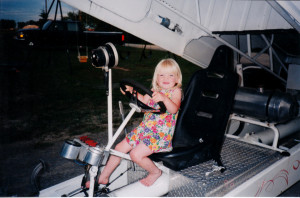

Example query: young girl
[90,58,182,187]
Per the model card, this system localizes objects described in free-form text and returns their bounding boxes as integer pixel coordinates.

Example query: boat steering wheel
[120,79,166,113]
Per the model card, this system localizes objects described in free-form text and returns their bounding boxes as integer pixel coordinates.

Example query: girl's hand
[152,88,181,114]
[152,91,166,103]
[120,85,133,95]
[120,85,151,104]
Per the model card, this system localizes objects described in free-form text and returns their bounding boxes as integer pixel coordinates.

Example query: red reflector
[122,34,125,42]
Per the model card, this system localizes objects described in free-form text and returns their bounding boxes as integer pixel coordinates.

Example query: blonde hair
[152,58,182,91]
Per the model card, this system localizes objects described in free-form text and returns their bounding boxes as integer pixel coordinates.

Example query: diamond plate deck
[124,137,283,197]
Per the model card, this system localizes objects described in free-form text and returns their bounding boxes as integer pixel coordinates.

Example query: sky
[0,0,78,23]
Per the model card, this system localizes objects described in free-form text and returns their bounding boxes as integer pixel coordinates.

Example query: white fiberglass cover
[61,0,299,68]
[90,0,151,22]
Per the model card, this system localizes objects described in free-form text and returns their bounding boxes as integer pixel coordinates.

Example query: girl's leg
[86,139,132,188]
[129,143,162,186]
[98,139,132,184]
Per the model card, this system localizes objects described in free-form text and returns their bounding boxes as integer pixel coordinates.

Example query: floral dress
[126,88,180,153]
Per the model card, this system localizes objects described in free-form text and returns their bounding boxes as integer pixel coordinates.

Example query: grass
[0,30,200,144]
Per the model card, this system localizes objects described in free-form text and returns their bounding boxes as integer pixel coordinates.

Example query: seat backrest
[172,46,239,151]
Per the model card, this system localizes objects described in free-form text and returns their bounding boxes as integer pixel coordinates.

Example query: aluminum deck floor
[126,137,284,197]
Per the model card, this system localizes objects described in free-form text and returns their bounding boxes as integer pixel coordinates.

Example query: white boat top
[60,0,300,68]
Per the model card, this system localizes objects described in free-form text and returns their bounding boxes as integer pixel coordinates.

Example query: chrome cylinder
[84,147,103,166]
[60,140,81,160]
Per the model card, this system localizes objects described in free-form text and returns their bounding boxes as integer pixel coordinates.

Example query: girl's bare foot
[140,170,162,186]
[98,176,109,185]
[85,176,109,188]
[85,181,91,189]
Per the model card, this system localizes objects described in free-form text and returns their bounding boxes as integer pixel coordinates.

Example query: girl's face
[157,69,178,89]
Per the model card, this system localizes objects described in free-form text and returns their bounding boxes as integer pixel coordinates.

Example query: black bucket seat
[150,46,239,171]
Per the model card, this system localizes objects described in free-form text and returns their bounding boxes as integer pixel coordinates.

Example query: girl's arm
[152,88,182,114]
[120,85,151,105]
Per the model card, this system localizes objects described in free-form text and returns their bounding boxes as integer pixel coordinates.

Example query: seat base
[150,144,224,171]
